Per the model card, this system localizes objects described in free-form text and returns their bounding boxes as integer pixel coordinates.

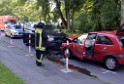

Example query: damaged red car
[61,25,124,71]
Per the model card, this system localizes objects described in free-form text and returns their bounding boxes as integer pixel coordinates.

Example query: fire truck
[0,15,17,31]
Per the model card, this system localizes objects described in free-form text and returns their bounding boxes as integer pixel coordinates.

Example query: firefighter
[35,22,48,66]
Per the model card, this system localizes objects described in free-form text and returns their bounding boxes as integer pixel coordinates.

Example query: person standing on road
[35,22,48,66]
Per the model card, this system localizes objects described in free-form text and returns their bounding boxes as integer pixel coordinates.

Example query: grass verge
[0,62,25,84]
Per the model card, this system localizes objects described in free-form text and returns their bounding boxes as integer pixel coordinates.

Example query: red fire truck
[0,16,17,31]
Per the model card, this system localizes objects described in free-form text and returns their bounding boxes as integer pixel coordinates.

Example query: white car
[5,24,23,38]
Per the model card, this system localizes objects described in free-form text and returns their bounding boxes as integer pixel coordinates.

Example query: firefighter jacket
[35,28,48,51]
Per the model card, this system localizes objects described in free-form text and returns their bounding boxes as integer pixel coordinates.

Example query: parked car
[61,27,124,71]
[23,23,67,51]
[5,24,23,38]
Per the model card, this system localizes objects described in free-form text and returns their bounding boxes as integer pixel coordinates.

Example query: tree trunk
[121,0,124,25]
[71,8,74,32]
[60,10,67,28]
[55,0,67,29]
[96,22,102,31]
[65,0,70,31]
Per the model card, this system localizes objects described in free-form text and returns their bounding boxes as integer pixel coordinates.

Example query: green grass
[0,62,25,84]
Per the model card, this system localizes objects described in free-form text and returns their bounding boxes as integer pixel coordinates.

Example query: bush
[74,14,94,33]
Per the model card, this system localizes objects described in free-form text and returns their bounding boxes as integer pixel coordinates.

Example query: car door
[84,33,97,57]
[5,25,11,36]
[93,34,114,62]
[71,35,87,59]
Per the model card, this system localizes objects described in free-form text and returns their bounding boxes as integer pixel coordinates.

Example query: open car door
[84,33,97,56]
[72,34,87,59]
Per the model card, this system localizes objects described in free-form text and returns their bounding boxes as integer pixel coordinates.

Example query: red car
[61,25,124,71]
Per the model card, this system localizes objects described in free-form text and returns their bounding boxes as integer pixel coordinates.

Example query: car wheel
[10,33,13,38]
[105,57,119,71]
[5,33,7,36]
[63,48,72,58]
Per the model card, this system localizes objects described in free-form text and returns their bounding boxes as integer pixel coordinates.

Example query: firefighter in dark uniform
[35,22,48,66]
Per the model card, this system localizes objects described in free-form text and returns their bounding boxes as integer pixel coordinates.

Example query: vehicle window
[77,34,87,44]
[84,33,97,48]
[117,35,124,46]
[87,33,97,40]
[96,35,113,45]
[15,25,21,29]
[6,20,17,25]
[24,22,35,29]
[6,25,10,29]
[86,33,97,45]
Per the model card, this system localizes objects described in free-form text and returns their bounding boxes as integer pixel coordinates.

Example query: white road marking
[101,68,117,74]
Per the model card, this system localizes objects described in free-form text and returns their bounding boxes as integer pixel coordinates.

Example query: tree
[37,0,51,22]
[0,0,121,32]
[54,0,85,31]
[13,0,39,21]
[90,0,120,31]
[69,0,85,32]
[0,0,16,15]
[54,0,67,29]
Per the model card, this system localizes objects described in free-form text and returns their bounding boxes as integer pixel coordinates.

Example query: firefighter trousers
[36,50,45,66]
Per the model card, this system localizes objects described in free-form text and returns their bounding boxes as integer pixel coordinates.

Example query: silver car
[5,24,23,38]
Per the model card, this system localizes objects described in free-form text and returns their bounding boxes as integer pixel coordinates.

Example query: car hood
[66,35,78,40]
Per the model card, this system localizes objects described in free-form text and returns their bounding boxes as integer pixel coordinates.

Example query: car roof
[89,31,116,35]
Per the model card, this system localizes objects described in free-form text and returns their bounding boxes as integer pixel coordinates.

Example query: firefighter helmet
[35,22,45,28]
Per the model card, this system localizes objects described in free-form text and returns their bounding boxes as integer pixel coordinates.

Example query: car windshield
[6,20,17,25]
[77,34,87,44]
[10,25,21,29]
[117,35,124,46]
[14,25,22,29]
[24,23,35,30]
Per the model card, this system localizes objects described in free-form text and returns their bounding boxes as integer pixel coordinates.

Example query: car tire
[63,48,73,59]
[5,33,7,36]
[104,57,119,71]
[10,33,13,38]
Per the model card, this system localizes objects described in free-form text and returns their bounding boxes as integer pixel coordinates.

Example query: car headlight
[47,35,54,41]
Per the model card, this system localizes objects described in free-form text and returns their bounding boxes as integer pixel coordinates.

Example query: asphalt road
[0,32,124,84]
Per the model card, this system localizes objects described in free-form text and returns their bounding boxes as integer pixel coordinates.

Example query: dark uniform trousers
[36,50,45,66]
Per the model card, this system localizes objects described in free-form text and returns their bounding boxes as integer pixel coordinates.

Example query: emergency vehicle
[0,15,17,31]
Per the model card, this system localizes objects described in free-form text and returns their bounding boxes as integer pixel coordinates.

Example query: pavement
[0,40,110,84]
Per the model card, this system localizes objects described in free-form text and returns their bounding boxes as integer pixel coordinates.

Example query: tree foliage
[37,0,50,22]
[90,0,121,31]
[0,0,121,32]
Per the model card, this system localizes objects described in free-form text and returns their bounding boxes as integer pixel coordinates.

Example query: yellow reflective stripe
[39,29,42,48]
[35,28,46,51]
[36,54,43,62]
[36,47,46,51]
[35,28,41,47]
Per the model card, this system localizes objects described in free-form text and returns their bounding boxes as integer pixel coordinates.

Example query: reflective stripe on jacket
[35,28,46,51]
